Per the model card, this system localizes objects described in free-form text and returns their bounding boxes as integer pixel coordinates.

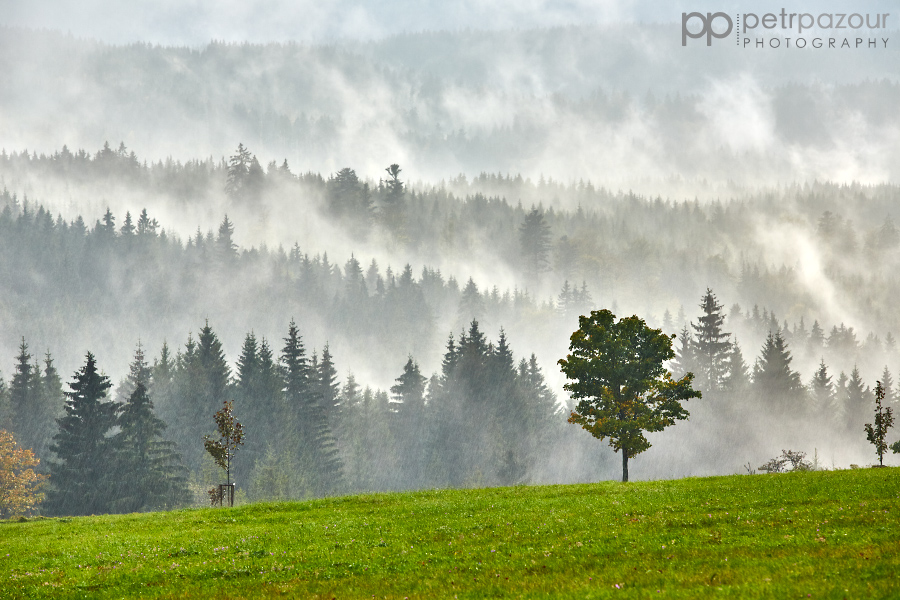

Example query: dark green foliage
[5,142,900,502]
[113,381,190,511]
[559,309,701,482]
[9,339,37,452]
[47,353,117,516]
[9,340,63,464]
[204,400,244,505]
[234,333,284,487]
[165,322,232,473]
[426,321,561,489]
[317,344,340,426]
[390,356,428,487]
[307,351,344,496]
[279,320,344,497]
[864,381,894,466]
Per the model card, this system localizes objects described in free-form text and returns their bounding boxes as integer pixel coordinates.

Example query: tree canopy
[559,309,701,482]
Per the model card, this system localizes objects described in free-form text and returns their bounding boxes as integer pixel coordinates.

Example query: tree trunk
[622,448,629,482]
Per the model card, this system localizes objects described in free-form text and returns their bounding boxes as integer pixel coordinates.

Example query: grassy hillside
[3,468,899,598]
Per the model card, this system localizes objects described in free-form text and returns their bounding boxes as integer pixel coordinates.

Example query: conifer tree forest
[1,25,899,516]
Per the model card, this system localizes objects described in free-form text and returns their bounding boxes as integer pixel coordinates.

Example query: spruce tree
[34,352,65,464]
[216,215,238,263]
[507,353,560,484]
[810,359,835,414]
[691,288,731,391]
[831,371,849,427]
[47,353,117,516]
[390,356,428,488]
[307,350,344,496]
[150,341,176,420]
[280,321,342,497]
[379,163,406,235]
[225,143,252,200]
[197,322,231,412]
[317,344,341,428]
[440,333,459,388]
[112,380,190,512]
[662,309,674,334]
[236,333,281,489]
[336,373,365,490]
[808,320,825,351]
[844,366,870,435]
[723,338,750,392]
[458,278,485,327]
[488,329,523,483]
[518,206,551,283]
[880,366,894,405]
[752,332,804,412]
[169,323,231,473]
[671,325,697,380]
[9,338,39,455]
[235,332,260,402]
[116,342,152,403]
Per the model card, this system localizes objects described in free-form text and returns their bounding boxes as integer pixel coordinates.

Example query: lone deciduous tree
[559,309,701,482]
[865,381,894,467]
[0,430,48,518]
[204,400,244,506]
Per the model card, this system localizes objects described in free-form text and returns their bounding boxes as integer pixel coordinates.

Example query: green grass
[2,468,899,599]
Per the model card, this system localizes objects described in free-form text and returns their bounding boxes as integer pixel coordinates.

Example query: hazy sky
[4,0,896,44]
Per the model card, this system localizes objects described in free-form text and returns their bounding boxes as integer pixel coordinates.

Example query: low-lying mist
[0,146,897,490]
[0,17,897,500]
[1,26,898,190]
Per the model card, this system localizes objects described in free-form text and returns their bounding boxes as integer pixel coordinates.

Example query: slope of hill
[3,468,898,598]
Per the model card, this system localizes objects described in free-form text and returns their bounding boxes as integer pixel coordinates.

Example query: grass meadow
[2,467,898,598]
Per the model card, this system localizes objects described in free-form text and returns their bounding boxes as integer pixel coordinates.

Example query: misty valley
[1,138,899,518]
[1,8,899,597]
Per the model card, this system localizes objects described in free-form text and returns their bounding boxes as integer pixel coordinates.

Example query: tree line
[4,141,900,351]
[671,289,900,446]
[0,317,562,516]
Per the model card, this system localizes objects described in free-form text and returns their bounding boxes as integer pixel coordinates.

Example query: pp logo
[682,12,733,46]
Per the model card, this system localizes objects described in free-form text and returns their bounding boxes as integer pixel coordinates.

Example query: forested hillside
[1,142,898,512]
[1,21,899,516]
